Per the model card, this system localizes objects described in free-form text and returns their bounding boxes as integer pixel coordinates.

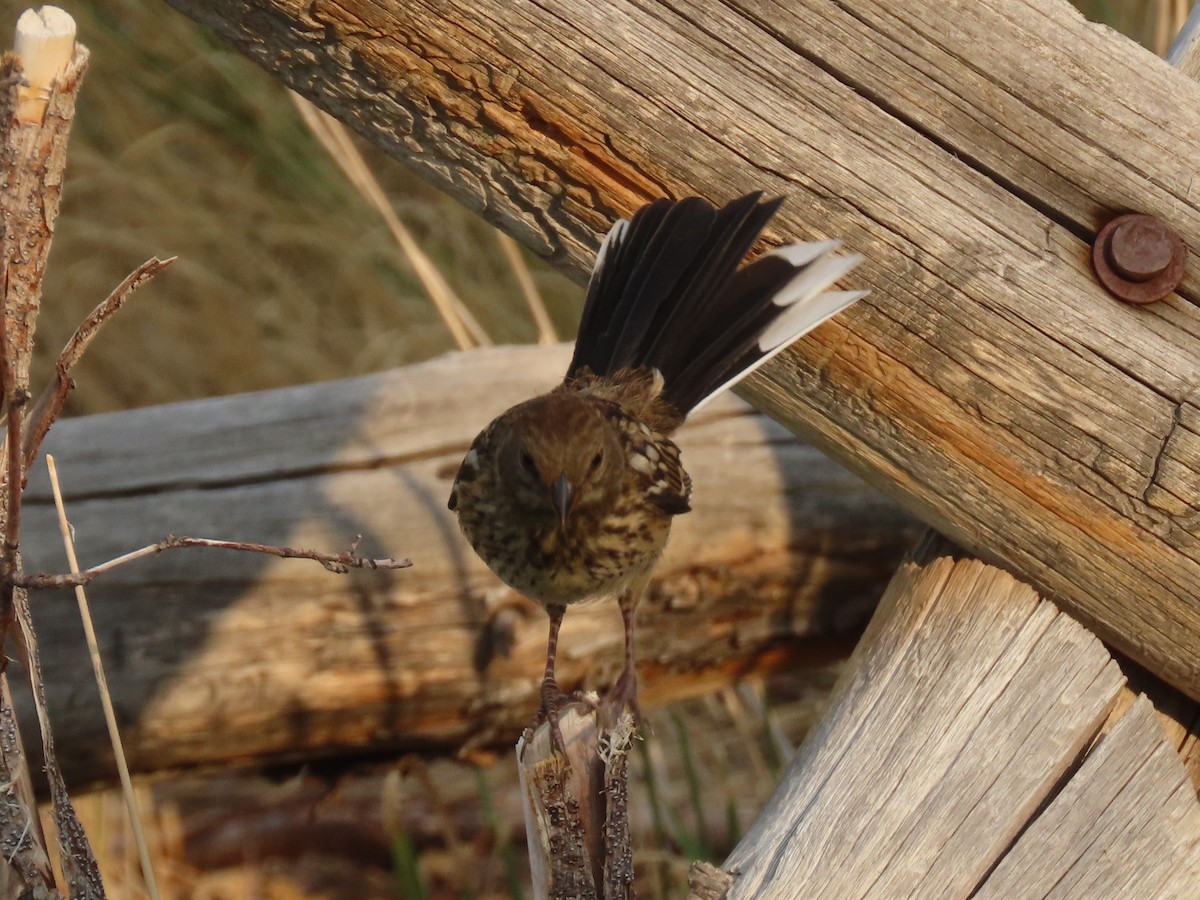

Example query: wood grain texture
[161,0,1200,703]
[1099,658,1200,794]
[976,696,1200,899]
[721,555,1127,898]
[18,344,913,785]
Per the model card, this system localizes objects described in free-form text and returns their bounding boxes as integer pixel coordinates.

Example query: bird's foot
[528,678,597,758]
[600,665,642,731]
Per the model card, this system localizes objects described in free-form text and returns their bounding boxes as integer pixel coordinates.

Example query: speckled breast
[456,496,671,607]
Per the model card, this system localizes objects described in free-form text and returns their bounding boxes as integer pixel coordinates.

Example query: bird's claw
[600,666,642,731]
[531,679,597,758]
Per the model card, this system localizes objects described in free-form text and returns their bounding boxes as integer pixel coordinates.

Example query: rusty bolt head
[1091,213,1187,305]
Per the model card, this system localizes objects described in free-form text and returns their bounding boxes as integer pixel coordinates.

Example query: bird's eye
[519,450,538,475]
[590,451,604,471]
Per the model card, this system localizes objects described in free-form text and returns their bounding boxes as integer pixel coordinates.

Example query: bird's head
[495,393,624,526]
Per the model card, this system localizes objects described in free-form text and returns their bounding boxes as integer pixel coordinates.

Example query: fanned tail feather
[567,193,866,415]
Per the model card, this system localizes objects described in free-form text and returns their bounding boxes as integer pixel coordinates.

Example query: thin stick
[45,455,161,900]
[24,256,176,468]
[18,534,412,589]
[496,231,558,344]
[307,101,493,348]
[290,92,492,350]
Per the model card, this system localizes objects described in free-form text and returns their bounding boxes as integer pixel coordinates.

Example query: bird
[448,192,866,753]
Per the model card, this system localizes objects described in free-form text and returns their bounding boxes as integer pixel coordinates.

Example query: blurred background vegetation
[9,0,581,414]
[0,0,1193,897]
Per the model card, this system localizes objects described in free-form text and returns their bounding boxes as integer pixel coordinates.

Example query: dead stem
[24,256,176,468]
[17,534,412,589]
[289,92,491,350]
[46,455,162,899]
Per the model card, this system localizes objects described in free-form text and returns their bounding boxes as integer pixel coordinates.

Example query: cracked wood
[718,551,1200,898]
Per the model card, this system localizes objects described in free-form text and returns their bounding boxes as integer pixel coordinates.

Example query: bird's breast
[455,492,671,606]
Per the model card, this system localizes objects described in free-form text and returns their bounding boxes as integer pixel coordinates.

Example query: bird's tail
[567,193,866,414]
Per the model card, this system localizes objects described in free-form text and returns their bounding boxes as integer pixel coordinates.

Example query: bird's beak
[551,474,574,527]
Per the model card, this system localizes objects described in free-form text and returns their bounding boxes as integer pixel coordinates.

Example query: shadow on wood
[17,344,915,786]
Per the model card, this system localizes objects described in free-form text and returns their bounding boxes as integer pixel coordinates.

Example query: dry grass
[1082,0,1192,53]
[17,0,578,415]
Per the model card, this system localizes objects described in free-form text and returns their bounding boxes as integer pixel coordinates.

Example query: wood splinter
[517,700,637,900]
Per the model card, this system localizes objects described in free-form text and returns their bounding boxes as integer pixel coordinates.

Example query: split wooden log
[18,344,916,787]
[704,546,1200,898]
[163,0,1200,706]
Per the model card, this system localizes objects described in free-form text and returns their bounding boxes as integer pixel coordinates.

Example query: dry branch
[24,255,175,469]
[17,344,916,786]
[163,0,1200,704]
[1,8,100,896]
[1,11,87,392]
[46,456,160,898]
[19,534,411,589]
[0,680,54,897]
[517,704,636,900]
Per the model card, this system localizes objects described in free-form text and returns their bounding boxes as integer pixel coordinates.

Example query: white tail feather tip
[768,240,841,268]
[772,251,865,308]
[757,289,867,351]
[591,217,629,276]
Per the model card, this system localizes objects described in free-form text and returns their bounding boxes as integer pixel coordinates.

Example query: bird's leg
[531,603,597,757]
[531,604,569,756]
[603,582,645,726]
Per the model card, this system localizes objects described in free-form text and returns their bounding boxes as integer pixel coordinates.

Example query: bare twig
[289,91,492,350]
[2,9,89,654]
[497,231,558,344]
[60,256,176,372]
[12,583,103,896]
[46,455,161,899]
[24,256,176,468]
[0,12,96,896]
[18,534,412,589]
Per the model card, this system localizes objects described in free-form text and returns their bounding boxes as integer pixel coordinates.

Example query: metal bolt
[1091,213,1187,305]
